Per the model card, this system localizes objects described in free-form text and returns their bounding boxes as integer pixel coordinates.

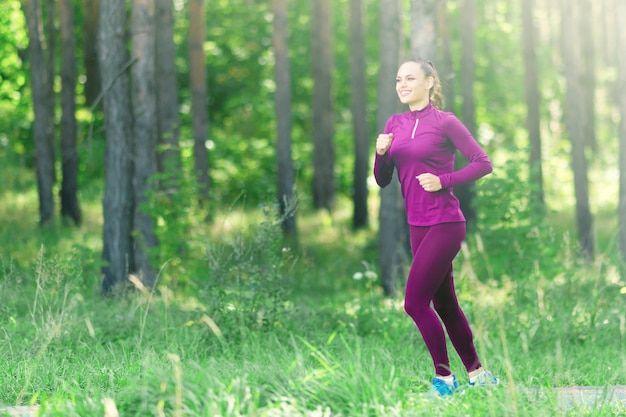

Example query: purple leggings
[404,222,481,376]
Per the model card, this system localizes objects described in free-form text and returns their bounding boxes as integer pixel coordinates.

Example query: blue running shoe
[432,375,460,396]
[468,370,499,387]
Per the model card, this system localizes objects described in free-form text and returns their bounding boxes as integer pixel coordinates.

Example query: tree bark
[58,0,81,225]
[349,0,369,230]
[522,0,544,214]
[271,0,298,239]
[188,0,210,203]
[156,0,182,191]
[601,0,616,68]
[311,0,335,211]
[579,0,596,152]
[437,0,455,113]
[560,0,594,260]
[23,0,55,227]
[83,0,101,107]
[131,0,159,288]
[616,0,626,262]
[410,0,436,60]
[377,0,405,298]
[46,0,55,148]
[404,0,437,297]
[99,0,134,292]
[457,0,477,228]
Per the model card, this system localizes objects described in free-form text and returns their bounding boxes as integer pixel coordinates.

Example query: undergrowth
[0,202,625,416]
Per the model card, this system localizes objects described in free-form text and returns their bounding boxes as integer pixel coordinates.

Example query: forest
[1,0,625,415]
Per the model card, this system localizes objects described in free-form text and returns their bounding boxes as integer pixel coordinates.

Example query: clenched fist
[376,133,394,155]
[416,173,442,192]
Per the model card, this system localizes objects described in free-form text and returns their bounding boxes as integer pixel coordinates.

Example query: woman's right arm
[374,133,394,187]
[373,117,396,188]
[374,152,394,188]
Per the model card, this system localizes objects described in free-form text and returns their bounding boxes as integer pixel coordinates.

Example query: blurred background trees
[4,0,624,291]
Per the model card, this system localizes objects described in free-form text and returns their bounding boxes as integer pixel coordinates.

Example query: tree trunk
[99,0,134,292]
[437,0,455,113]
[601,0,616,68]
[155,0,182,191]
[83,0,101,107]
[349,0,369,230]
[271,0,298,239]
[616,0,626,262]
[546,0,560,67]
[410,0,436,60]
[23,0,55,227]
[131,0,159,288]
[58,0,81,225]
[457,0,477,228]
[188,0,210,203]
[377,0,404,298]
[579,0,597,152]
[405,0,437,296]
[311,0,335,211]
[522,0,544,214]
[560,0,594,260]
[46,0,55,152]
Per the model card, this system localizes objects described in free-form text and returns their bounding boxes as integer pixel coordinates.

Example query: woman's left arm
[438,114,493,188]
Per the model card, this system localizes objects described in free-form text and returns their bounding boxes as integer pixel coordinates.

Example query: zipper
[411,118,419,139]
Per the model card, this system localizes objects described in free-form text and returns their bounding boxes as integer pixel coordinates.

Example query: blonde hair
[403,59,443,110]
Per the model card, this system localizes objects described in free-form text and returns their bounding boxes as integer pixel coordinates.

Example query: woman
[374,59,498,396]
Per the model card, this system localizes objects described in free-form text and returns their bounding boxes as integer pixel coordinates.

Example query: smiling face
[396,61,434,111]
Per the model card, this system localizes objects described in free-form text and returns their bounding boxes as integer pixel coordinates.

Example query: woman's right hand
[376,133,394,155]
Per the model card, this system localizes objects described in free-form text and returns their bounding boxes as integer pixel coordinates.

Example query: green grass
[1,167,625,416]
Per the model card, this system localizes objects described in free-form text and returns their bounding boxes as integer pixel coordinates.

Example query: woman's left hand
[416,173,442,192]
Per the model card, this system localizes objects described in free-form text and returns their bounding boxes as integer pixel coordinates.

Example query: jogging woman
[374,59,498,396]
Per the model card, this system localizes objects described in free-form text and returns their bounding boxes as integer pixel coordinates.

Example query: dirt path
[0,406,40,417]
[544,385,626,408]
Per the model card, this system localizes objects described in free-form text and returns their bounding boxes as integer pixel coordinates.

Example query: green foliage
[475,155,534,230]
[174,0,285,204]
[6,0,618,218]
[170,0,382,206]
[474,0,527,143]
[202,203,294,332]
[0,0,31,162]
[141,167,205,286]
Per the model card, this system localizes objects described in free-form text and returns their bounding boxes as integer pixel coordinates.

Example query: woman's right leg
[404,223,466,377]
